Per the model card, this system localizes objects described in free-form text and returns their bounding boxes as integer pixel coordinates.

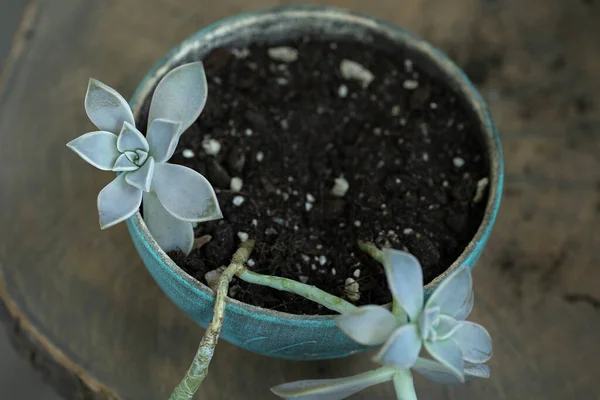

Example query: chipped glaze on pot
[126,5,503,360]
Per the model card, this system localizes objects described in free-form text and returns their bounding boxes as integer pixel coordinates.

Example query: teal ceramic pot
[126,6,503,360]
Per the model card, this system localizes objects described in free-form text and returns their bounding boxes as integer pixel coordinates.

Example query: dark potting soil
[138,39,489,315]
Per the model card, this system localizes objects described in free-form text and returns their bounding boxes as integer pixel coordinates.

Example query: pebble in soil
[139,39,489,315]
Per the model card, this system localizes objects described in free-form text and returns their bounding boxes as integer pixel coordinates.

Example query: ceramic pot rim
[127,5,504,323]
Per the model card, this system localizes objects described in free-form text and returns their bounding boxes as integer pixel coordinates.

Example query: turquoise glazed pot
[126,6,503,360]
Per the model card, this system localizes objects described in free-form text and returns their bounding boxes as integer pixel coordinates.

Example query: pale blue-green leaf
[146,118,183,163]
[270,368,394,400]
[66,131,119,171]
[412,358,463,384]
[117,121,149,152]
[464,362,490,379]
[452,321,493,363]
[125,157,155,192]
[97,174,142,229]
[153,163,222,222]
[113,153,139,172]
[373,324,422,368]
[85,79,135,134]
[148,62,207,134]
[124,151,137,163]
[418,306,439,341]
[424,338,464,382]
[136,149,149,165]
[413,358,489,384]
[454,289,474,321]
[382,249,424,321]
[426,266,472,319]
[143,191,194,254]
[434,315,461,341]
[335,305,397,346]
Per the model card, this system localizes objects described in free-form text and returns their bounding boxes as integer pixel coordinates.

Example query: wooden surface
[1,0,599,399]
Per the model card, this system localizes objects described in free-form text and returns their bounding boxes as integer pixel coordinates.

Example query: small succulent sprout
[336,249,492,381]
[340,59,374,88]
[67,62,222,254]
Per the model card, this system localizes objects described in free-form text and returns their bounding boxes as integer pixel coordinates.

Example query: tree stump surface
[1,0,599,399]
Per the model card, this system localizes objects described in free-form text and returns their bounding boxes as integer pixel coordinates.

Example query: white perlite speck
[232,196,245,206]
[305,202,313,212]
[299,276,309,284]
[245,128,253,137]
[338,84,349,98]
[344,278,360,302]
[331,268,337,276]
[430,102,438,110]
[252,219,258,227]
[319,255,327,266]
[453,157,466,168]
[422,153,429,162]
[237,231,249,242]
[306,193,316,203]
[311,264,317,271]
[354,220,362,227]
[473,177,490,203]
[403,79,419,90]
[256,151,264,162]
[231,48,250,59]
[182,149,195,159]
[276,77,288,86]
[267,46,299,63]
[403,228,414,235]
[331,176,350,197]
[353,269,361,278]
[247,259,255,267]
[230,177,243,192]
[301,254,311,263]
[340,59,374,87]
[404,59,413,72]
[391,105,401,116]
[205,267,225,290]
[202,138,221,156]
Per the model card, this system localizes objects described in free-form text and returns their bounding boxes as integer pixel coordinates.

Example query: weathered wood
[0,0,599,399]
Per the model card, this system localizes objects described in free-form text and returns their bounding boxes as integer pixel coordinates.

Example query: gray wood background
[0,0,599,399]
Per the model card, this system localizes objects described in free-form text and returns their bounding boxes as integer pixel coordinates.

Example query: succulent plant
[271,248,492,399]
[67,62,222,254]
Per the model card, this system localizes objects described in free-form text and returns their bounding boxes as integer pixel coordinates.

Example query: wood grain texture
[1,0,599,399]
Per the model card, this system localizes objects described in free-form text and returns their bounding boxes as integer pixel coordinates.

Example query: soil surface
[138,39,489,315]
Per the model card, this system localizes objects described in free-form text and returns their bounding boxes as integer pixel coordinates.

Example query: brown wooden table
[1,0,599,399]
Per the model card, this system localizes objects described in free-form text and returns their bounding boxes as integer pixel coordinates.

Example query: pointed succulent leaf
[335,305,397,346]
[413,358,489,384]
[143,191,194,254]
[66,131,119,171]
[85,79,135,134]
[464,361,490,379]
[418,306,440,340]
[382,249,424,321]
[117,121,149,153]
[454,289,474,321]
[451,321,493,363]
[148,62,207,134]
[373,324,422,368]
[113,153,139,171]
[412,358,464,384]
[136,149,149,165]
[424,338,464,382]
[152,163,222,222]
[97,174,142,229]
[146,118,183,163]
[434,315,461,341]
[125,157,155,192]
[270,368,394,400]
[426,266,472,319]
